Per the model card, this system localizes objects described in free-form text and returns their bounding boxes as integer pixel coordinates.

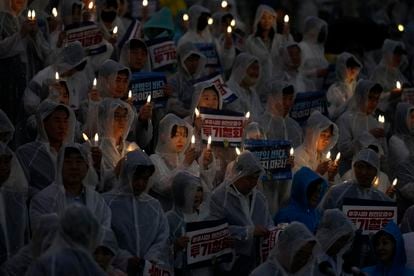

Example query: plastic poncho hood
[335,52,362,83]
[187,5,210,33]
[225,150,263,185]
[252,5,277,34]
[97,59,131,98]
[302,16,328,44]
[349,79,383,112]
[119,39,151,72]
[229,52,260,86]
[143,7,175,39]
[177,42,207,78]
[291,166,327,209]
[171,170,201,214]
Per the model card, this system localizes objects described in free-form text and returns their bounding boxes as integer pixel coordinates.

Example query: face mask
[101,10,117,22]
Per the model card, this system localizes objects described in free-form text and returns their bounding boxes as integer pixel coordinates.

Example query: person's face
[290,241,316,273]
[375,234,395,265]
[345,67,359,82]
[316,127,333,153]
[282,94,294,116]
[391,53,402,68]
[93,247,114,271]
[131,169,152,196]
[112,107,128,139]
[287,46,301,69]
[354,161,377,188]
[233,172,260,195]
[61,152,88,186]
[171,126,188,153]
[183,54,201,75]
[0,154,12,185]
[198,89,219,109]
[110,73,129,98]
[43,110,69,143]
[365,91,381,114]
[307,182,322,208]
[193,187,203,210]
[408,110,414,130]
[246,62,260,79]
[326,234,352,256]
[11,0,25,14]
[129,48,148,71]
[259,11,274,31]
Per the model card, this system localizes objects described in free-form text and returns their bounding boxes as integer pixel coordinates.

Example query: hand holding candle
[207,135,212,150]
[93,133,99,147]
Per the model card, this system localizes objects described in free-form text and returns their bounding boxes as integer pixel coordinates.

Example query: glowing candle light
[208,18,214,25]
[128,90,132,99]
[126,144,135,152]
[191,135,195,147]
[82,133,90,142]
[88,1,94,10]
[373,176,379,187]
[32,10,36,20]
[235,147,241,155]
[207,135,212,149]
[396,81,401,90]
[392,178,398,187]
[142,0,148,7]
[182,13,189,21]
[52,7,58,17]
[335,152,341,162]
[284,14,290,23]
[326,151,331,160]
[94,133,99,146]
[55,72,59,80]
[93,78,97,89]
[146,94,151,103]
[398,24,404,32]
[245,111,250,119]
[221,0,228,8]
[227,26,232,34]
[230,19,236,27]
[290,147,294,155]
[194,107,200,118]
[378,115,385,125]
[112,26,118,36]
[28,10,32,19]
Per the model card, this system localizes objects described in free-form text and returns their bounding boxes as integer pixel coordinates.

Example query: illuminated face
[345,67,359,82]
[259,10,274,31]
[171,126,188,153]
[316,127,333,153]
[109,73,129,98]
[198,89,219,109]
[183,54,201,75]
[112,107,128,139]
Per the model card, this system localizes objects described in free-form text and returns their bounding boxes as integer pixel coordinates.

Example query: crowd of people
[1,0,414,275]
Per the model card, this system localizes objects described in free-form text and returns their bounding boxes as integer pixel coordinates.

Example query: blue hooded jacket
[273,167,327,233]
[363,221,414,276]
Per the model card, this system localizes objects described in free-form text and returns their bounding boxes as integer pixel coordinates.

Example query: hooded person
[274,167,328,233]
[119,38,151,73]
[26,204,106,276]
[23,41,90,114]
[315,209,356,275]
[298,16,330,90]
[0,142,28,264]
[167,42,207,118]
[224,52,264,121]
[336,80,386,175]
[149,113,215,211]
[362,221,414,275]
[244,5,293,89]
[209,150,273,275]
[29,143,112,228]
[16,100,76,197]
[177,4,235,74]
[0,109,15,145]
[320,148,392,210]
[326,52,362,121]
[103,150,170,273]
[0,0,51,123]
[250,222,322,276]
[294,111,339,184]
[166,171,211,275]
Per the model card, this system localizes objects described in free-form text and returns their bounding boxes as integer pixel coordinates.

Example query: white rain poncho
[336,79,387,174]
[168,42,207,117]
[96,59,131,98]
[16,100,76,197]
[26,204,106,276]
[279,42,316,93]
[149,113,215,211]
[326,52,362,120]
[388,102,414,174]
[29,143,112,228]
[23,42,90,113]
[316,209,355,275]
[224,52,264,121]
[103,150,170,268]
[294,111,339,173]
[244,5,293,84]
[298,16,330,90]
[0,109,14,144]
[393,155,414,220]
[401,205,414,234]
[260,81,303,148]
[209,151,273,259]
[0,143,28,263]
[251,222,320,276]
[320,148,391,210]
[177,4,235,72]
[119,38,151,72]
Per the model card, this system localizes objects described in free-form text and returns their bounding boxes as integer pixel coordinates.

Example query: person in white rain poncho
[0,142,28,264]
[244,5,293,86]
[392,153,414,221]
[166,171,211,275]
[29,143,111,228]
[26,204,106,276]
[149,113,215,211]
[177,4,235,73]
[315,209,355,275]
[168,42,207,118]
[326,52,362,121]
[119,39,151,73]
[336,80,386,175]
[16,100,76,197]
[224,52,263,120]
[294,111,339,184]
[250,222,322,276]
[103,150,170,273]
[97,98,139,191]
[209,150,273,275]
[23,42,90,114]
[299,16,330,90]
[321,148,392,210]
[0,109,15,145]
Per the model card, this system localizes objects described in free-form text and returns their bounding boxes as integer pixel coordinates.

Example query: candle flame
[88,1,94,9]
[52,7,58,17]
[142,0,148,7]
[128,90,132,99]
[290,147,294,155]
[235,147,241,155]
[378,115,385,124]
[208,18,213,25]
[94,133,99,143]
[194,107,200,117]
[227,26,232,34]
[28,10,31,19]
[392,178,398,187]
[398,24,405,32]
[335,152,341,162]
[55,72,59,80]
[93,78,97,87]
[245,111,250,119]
[191,135,195,144]
[284,14,290,23]
[147,94,151,103]
[182,13,189,21]
[32,10,36,19]
[326,151,331,160]
[230,19,236,27]
[82,133,89,141]
[221,0,228,8]
[373,176,379,187]
[112,26,118,35]
[207,135,212,145]
[396,81,401,90]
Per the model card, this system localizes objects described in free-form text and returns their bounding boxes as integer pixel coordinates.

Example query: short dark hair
[129,39,148,52]
[171,125,188,138]
[64,147,84,160]
[44,105,70,122]
[282,85,295,95]
[105,0,118,9]
[346,57,361,69]
[369,83,383,95]
[133,165,155,179]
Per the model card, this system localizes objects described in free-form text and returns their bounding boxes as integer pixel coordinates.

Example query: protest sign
[146,37,177,70]
[200,109,245,148]
[342,198,397,235]
[130,72,167,109]
[143,261,173,276]
[192,73,237,104]
[258,227,283,264]
[186,220,233,268]
[289,91,329,125]
[195,43,222,72]
[402,88,414,105]
[65,25,105,55]
[244,139,292,181]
